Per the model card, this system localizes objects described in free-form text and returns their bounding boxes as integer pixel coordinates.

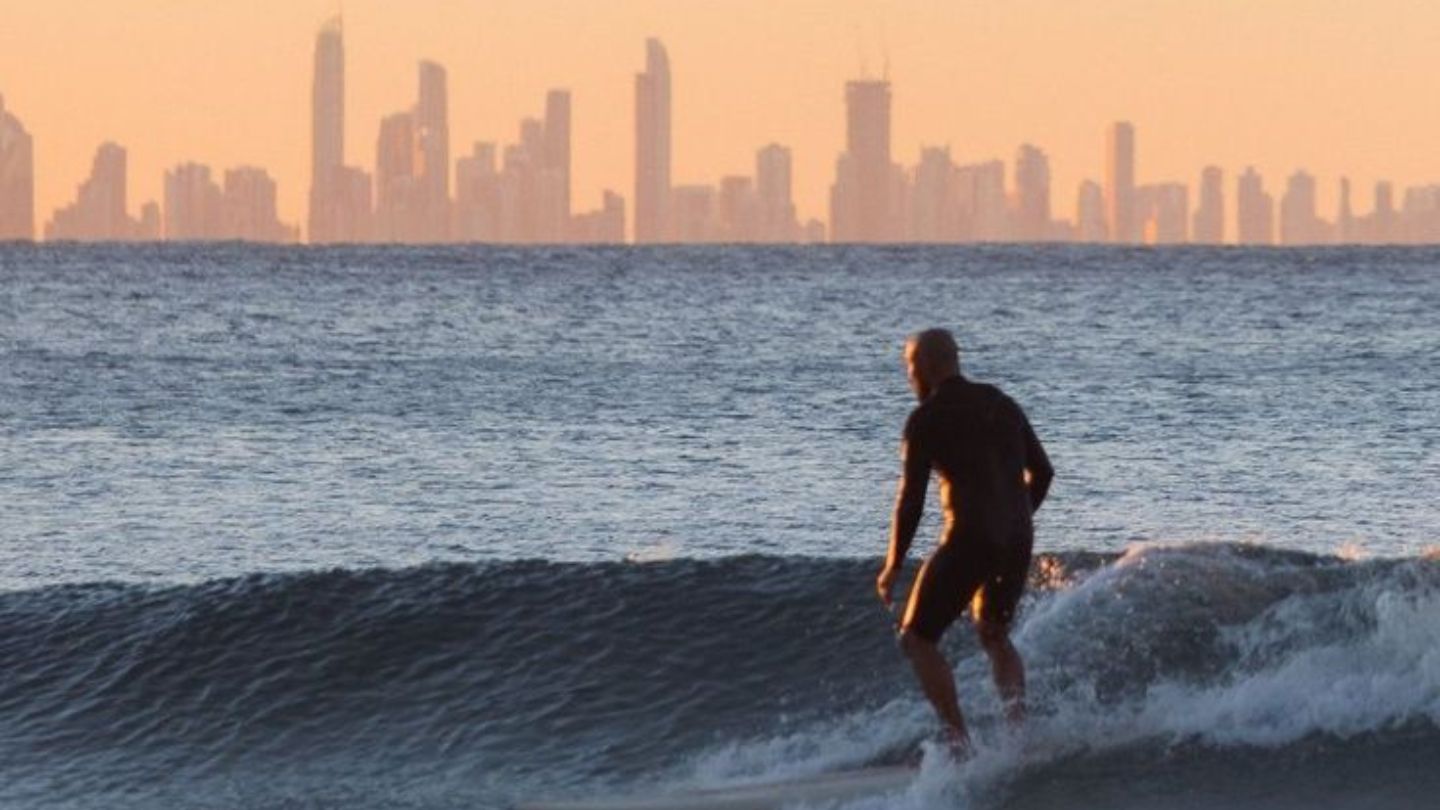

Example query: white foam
[681,544,1440,810]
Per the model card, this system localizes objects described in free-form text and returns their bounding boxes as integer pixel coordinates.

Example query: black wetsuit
[893,375,1053,642]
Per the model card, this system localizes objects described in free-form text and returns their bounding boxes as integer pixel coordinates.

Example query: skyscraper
[454,142,501,242]
[1236,167,1274,246]
[956,160,1008,242]
[375,111,418,241]
[634,38,671,243]
[1192,166,1224,244]
[1014,143,1051,242]
[1105,121,1136,243]
[1075,180,1107,242]
[416,61,450,242]
[1136,183,1188,244]
[755,144,797,242]
[308,17,345,242]
[717,175,758,241]
[1337,177,1354,243]
[1371,181,1397,243]
[909,147,957,242]
[164,162,223,241]
[46,142,141,240]
[223,167,296,242]
[544,90,571,226]
[568,190,625,244]
[1279,170,1326,245]
[0,94,35,241]
[829,79,894,242]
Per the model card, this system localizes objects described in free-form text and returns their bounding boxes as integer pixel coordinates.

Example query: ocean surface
[0,243,1436,809]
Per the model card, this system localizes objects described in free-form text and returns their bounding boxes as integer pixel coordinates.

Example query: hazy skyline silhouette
[7,2,1440,243]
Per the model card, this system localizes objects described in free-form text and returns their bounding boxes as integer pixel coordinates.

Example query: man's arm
[877,417,930,606]
[1019,409,1053,512]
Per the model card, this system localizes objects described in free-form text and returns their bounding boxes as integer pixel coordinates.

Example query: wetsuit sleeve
[1018,406,1054,512]
[886,412,931,568]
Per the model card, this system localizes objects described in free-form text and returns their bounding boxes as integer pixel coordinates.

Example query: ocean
[0,243,1436,808]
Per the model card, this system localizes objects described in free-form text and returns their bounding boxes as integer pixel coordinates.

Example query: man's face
[905,342,929,401]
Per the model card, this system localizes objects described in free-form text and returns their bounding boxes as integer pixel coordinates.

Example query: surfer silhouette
[875,328,1053,754]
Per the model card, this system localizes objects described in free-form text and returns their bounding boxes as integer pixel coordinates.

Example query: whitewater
[0,244,1436,808]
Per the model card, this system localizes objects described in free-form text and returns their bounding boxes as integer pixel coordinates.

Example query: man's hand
[875,564,899,609]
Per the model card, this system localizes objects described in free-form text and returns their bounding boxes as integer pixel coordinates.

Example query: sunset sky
[4,0,1440,232]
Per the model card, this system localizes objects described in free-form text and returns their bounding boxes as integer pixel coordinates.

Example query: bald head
[904,328,960,400]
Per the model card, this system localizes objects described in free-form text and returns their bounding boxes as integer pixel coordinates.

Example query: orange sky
[4,0,1440,233]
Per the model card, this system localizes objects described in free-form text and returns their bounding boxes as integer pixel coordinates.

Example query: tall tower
[308,17,345,243]
[1337,177,1354,243]
[1075,180,1107,242]
[0,95,35,241]
[416,60,450,241]
[374,112,417,242]
[1279,170,1320,245]
[755,143,797,242]
[544,90,572,226]
[1105,121,1136,243]
[831,79,893,242]
[1192,166,1224,245]
[1236,167,1274,246]
[634,38,672,243]
[1014,143,1051,242]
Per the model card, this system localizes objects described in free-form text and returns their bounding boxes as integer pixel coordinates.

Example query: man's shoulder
[956,379,1012,406]
[957,380,1029,425]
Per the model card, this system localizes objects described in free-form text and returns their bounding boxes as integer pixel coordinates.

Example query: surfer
[875,328,1053,754]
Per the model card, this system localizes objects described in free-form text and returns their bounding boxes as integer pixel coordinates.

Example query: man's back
[904,375,1052,543]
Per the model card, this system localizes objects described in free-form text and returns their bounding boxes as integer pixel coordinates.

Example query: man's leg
[899,629,971,752]
[976,619,1026,725]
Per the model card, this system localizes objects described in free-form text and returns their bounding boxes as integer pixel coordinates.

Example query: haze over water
[8,1,1440,235]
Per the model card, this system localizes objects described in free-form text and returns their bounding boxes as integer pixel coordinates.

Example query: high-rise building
[717,176,759,241]
[634,38,672,243]
[375,112,419,241]
[454,142,501,242]
[910,147,957,242]
[1136,183,1188,244]
[1400,185,1440,243]
[137,202,161,241]
[452,90,577,243]
[1105,121,1136,243]
[670,184,717,242]
[1014,143,1051,242]
[544,90,571,224]
[306,18,373,244]
[1279,170,1327,245]
[570,190,626,244]
[415,61,450,242]
[308,17,345,242]
[957,160,1008,242]
[164,163,223,240]
[0,94,35,241]
[829,79,894,242]
[1236,167,1274,246]
[45,143,163,241]
[1075,180,1107,242]
[1371,181,1397,243]
[1337,177,1354,243]
[755,144,797,242]
[223,167,296,242]
[1192,166,1224,245]
[46,142,137,240]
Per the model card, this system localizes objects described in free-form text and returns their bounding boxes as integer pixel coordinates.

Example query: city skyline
[7,2,1440,243]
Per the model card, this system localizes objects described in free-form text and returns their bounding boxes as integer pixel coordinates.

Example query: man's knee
[898,627,935,659]
[975,618,1012,651]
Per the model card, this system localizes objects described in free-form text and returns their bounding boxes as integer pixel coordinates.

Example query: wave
[0,543,1435,808]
